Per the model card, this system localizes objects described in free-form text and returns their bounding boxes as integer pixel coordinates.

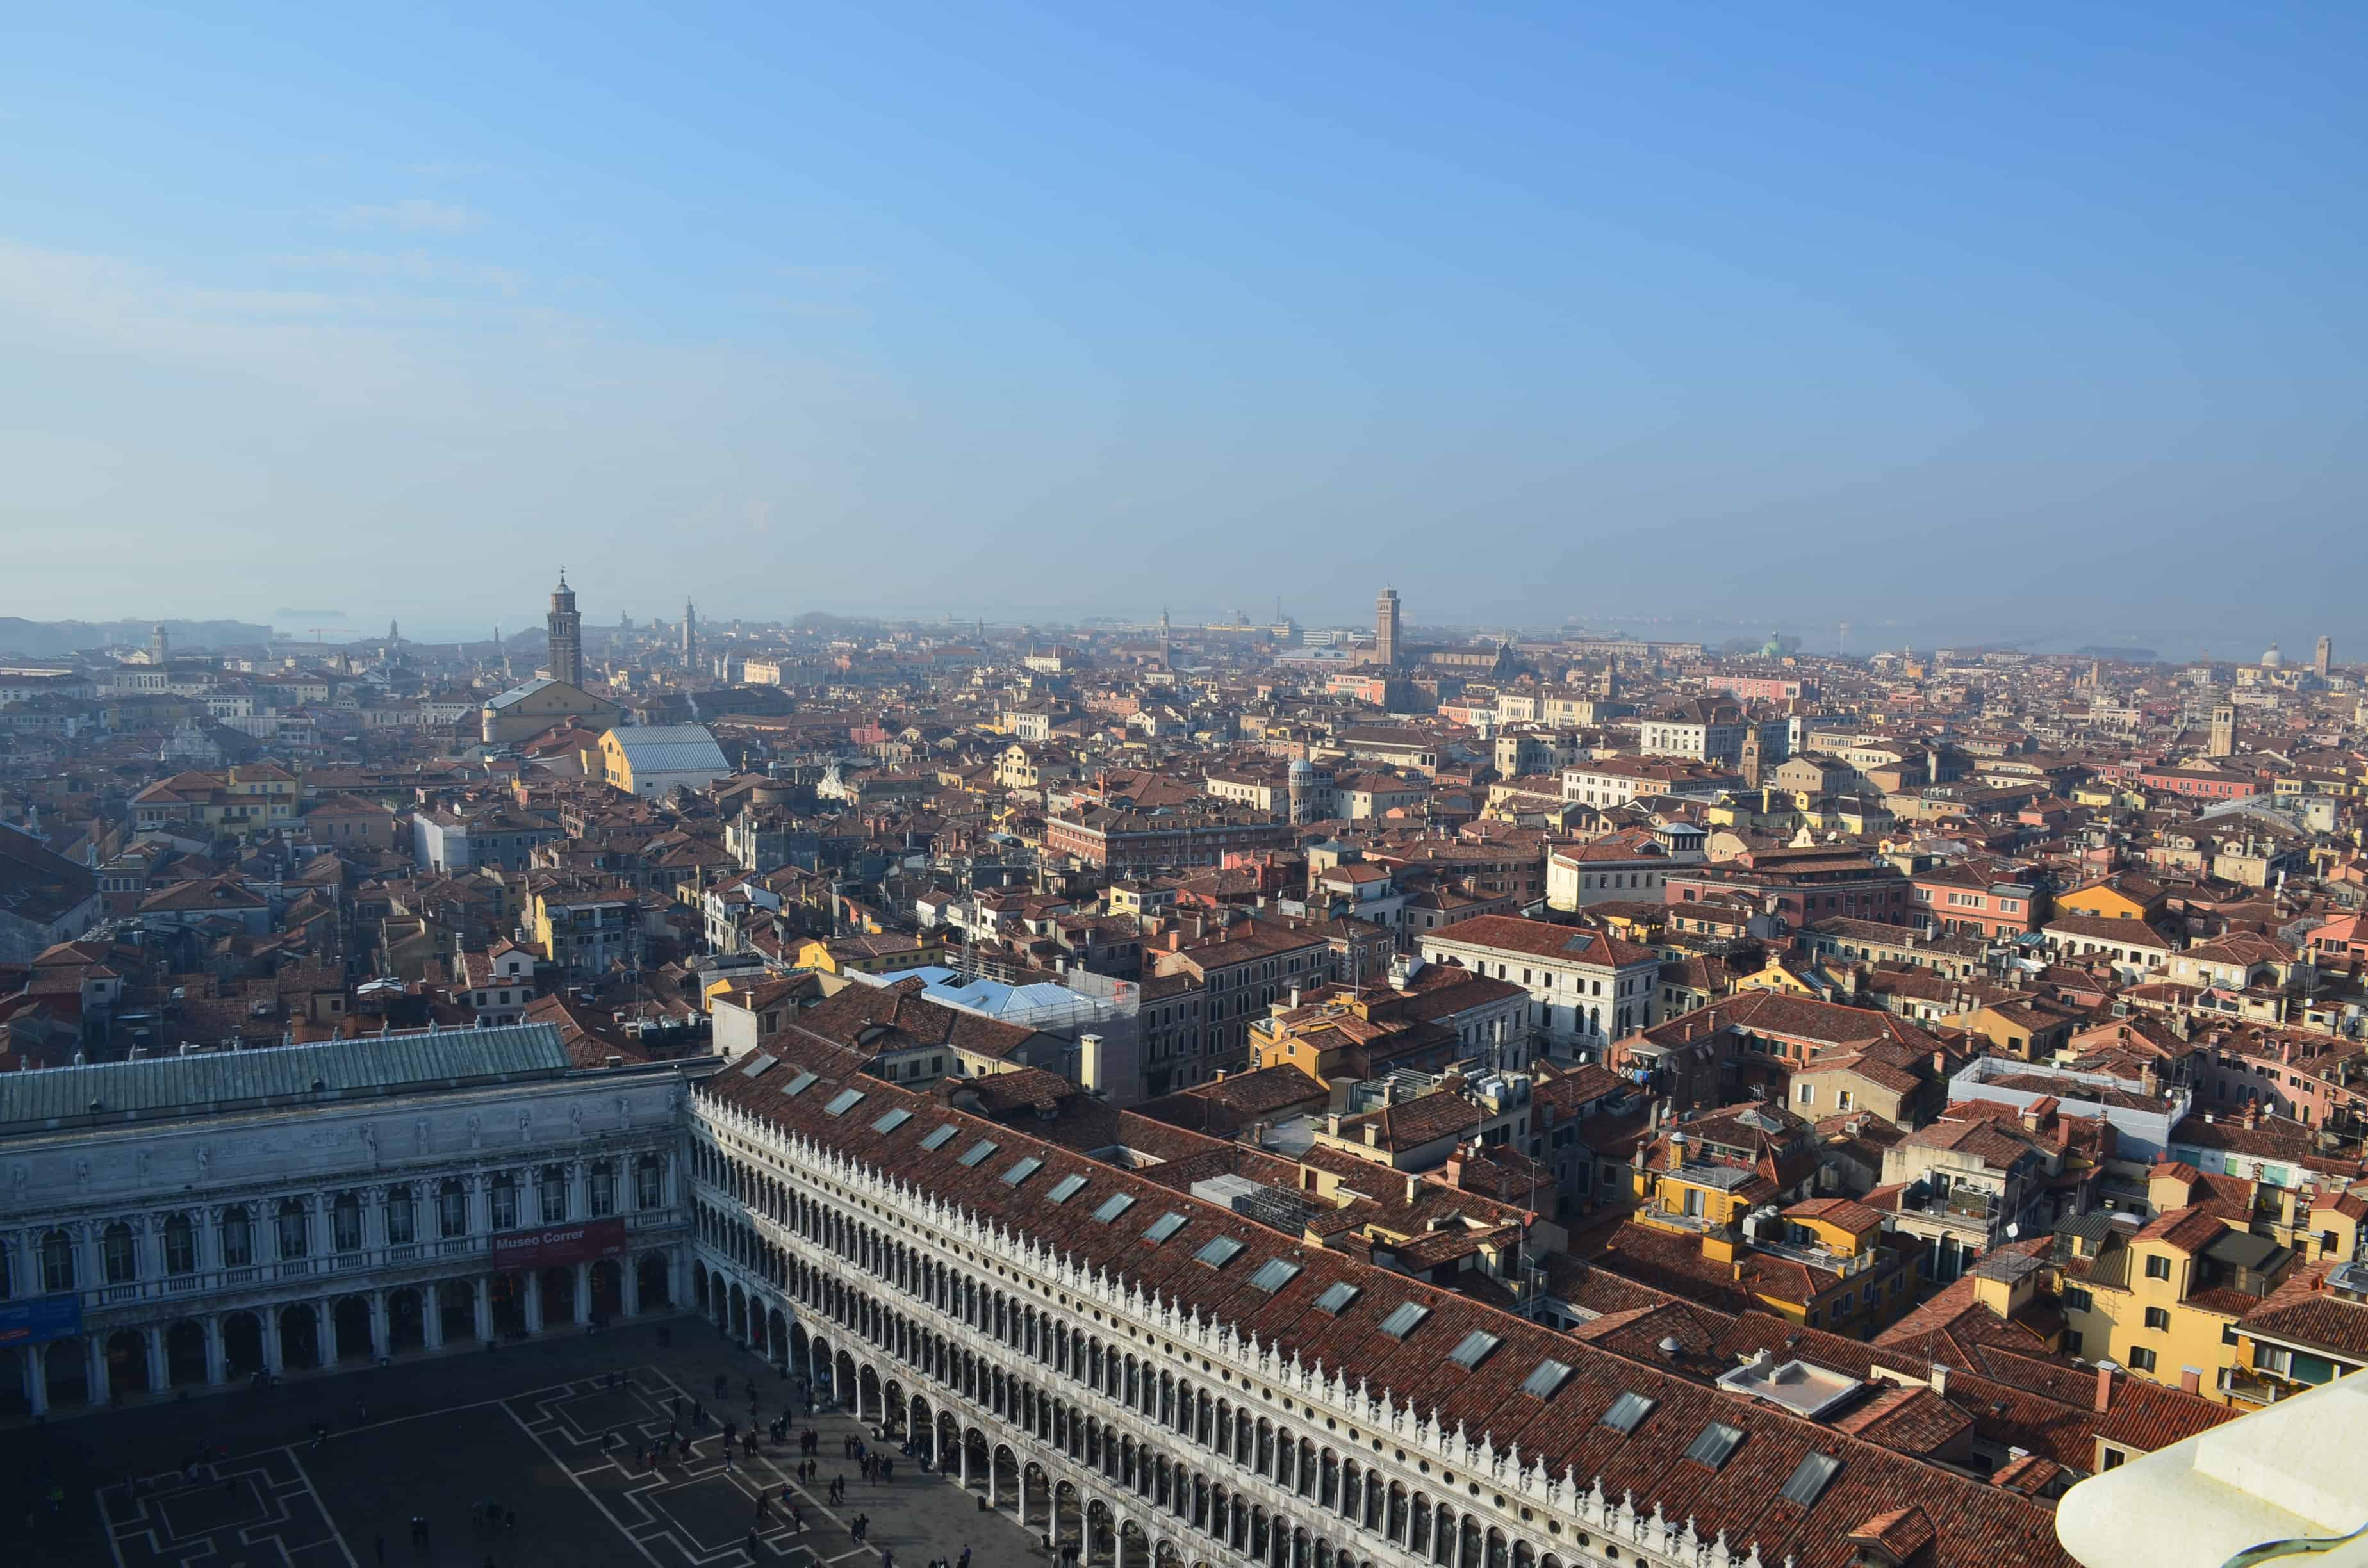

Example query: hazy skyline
[4,3,2363,649]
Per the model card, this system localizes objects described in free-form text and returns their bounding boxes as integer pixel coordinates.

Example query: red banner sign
[489,1216,629,1271]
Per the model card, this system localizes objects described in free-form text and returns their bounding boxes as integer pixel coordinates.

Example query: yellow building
[129,761,302,842]
[1249,995,1414,1082]
[593,724,730,799]
[2055,878,2162,922]
[2059,1204,2298,1403]
[1105,883,1178,920]
[1729,956,1829,999]
[791,933,945,976]
[480,676,622,747]
[1625,1151,1914,1333]
[529,883,640,980]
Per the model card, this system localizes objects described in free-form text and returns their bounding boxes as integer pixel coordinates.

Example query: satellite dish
[2005,1222,2019,1241]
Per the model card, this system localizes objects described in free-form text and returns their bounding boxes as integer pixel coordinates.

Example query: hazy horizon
[5,3,2363,650]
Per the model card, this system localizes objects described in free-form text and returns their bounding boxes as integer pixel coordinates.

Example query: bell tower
[547,571,584,686]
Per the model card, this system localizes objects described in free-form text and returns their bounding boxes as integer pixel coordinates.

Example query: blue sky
[3,2,2362,655]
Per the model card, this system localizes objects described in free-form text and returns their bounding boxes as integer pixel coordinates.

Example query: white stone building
[682,1041,2073,1568]
[0,1024,690,1418]
[1417,914,1662,1056]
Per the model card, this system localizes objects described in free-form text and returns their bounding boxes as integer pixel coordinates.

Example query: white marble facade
[0,1068,691,1417]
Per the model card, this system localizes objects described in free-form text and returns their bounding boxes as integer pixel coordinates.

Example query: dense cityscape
[0,583,2362,1566]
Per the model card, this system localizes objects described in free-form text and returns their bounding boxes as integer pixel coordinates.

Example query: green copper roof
[0,1023,575,1136]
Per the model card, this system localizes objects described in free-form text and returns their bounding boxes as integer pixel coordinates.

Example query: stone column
[574,1261,591,1325]
[145,1325,168,1394]
[473,1277,492,1342]
[961,1433,971,1489]
[204,1316,227,1385]
[370,1290,390,1357]
[324,1302,343,1364]
[87,1335,112,1407]
[423,1286,445,1352]
[622,1257,642,1318]
[524,1273,544,1335]
[472,1175,492,1238]
[570,1162,591,1222]
[24,1343,47,1416]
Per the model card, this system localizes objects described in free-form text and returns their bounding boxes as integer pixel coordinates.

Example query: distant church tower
[547,571,584,686]
[2316,635,2333,681]
[2208,704,2235,758]
[681,598,698,671]
[1376,586,1402,670]
[1739,726,1763,789]
[150,624,170,666]
[1159,607,1172,670]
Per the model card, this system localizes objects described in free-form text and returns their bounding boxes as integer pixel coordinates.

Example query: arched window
[589,1160,617,1217]
[163,1213,197,1276]
[331,1192,363,1253]
[636,1154,664,1209]
[275,1199,309,1260]
[220,1205,254,1268]
[40,1229,74,1292]
[103,1222,138,1285]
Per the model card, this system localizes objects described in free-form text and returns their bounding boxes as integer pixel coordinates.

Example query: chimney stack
[1930,1364,1950,1396]
[2093,1360,2117,1414]
[1666,1132,1688,1173]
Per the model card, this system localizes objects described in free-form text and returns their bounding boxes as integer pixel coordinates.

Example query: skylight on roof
[1600,1391,1657,1433]
[823,1088,865,1116]
[1683,1421,1746,1470]
[1521,1359,1575,1399]
[1144,1211,1188,1243]
[739,1052,777,1078]
[1779,1451,1843,1508]
[1194,1236,1245,1268]
[1377,1302,1429,1339]
[919,1123,958,1150]
[1046,1174,1088,1204]
[957,1139,998,1168]
[1313,1282,1360,1314]
[1092,1193,1137,1223]
[1449,1330,1501,1369]
[1249,1259,1302,1293]
[871,1107,914,1134]
[780,1070,819,1097]
[1001,1157,1044,1187]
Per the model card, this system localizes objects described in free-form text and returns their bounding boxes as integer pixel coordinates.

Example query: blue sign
[0,1294,83,1348]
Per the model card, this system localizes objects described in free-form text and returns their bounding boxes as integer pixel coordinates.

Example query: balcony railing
[2219,1368,2290,1408]
[53,1209,684,1316]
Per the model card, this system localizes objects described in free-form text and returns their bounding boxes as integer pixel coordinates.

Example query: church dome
[2262,642,2283,668]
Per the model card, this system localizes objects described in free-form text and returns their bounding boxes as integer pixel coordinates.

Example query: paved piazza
[3,1319,1040,1568]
